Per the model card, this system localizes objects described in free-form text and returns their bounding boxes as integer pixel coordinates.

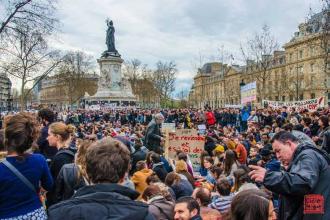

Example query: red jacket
[205,111,216,125]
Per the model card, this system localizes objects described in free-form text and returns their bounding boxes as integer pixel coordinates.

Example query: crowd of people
[0,104,330,220]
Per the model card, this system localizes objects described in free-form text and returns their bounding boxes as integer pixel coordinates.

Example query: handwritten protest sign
[168,129,205,170]
[262,97,324,111]
[304,194,324,214]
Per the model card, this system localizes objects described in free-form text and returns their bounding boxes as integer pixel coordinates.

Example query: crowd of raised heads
[0,105,330,220]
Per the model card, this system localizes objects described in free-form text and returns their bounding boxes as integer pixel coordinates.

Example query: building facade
[0,73,12,111]
[38,73,99,109]
[189,10,330,108]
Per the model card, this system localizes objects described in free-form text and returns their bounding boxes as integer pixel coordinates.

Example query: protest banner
[224,104,242,109]
[241,82,257,104]
[262,97,324,111]
[86,105,101,110]
[168,129,205,170]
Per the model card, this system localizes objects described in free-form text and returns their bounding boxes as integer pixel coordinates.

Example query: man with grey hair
[145,113,164,154]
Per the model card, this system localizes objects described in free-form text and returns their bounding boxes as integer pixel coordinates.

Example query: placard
[241,82,257,104]
[168,129,205,170]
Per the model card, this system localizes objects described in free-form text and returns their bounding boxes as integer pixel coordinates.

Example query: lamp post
[239,80,246,104]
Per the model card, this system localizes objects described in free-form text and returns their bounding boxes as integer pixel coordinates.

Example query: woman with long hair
[223,150,239,179]
[0,113,53,219]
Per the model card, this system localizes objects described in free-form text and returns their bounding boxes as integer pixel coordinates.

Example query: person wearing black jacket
[37,108,57,160]
[46,122,76,208]
[249,131,330,220]
[48,137,154,220]
[145,113,164,154]
[130,139,148,175]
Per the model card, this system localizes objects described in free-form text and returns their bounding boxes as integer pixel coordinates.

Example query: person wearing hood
[249,131,330,220]
[142,185,174,220]
[48,137,154,220]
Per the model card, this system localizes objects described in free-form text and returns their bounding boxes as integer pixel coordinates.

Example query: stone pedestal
[84,55,136,107]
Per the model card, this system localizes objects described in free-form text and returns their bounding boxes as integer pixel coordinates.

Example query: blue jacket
[241,105,251,122]
[265,158,281,172]
[0,154,53,218]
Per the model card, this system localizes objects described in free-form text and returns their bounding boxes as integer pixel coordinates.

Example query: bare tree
[153,61,177,107]
[55,51,97,107]
[190,50,206,73]
[122,58,142,94]
[240,25,279,102]
[176,89,189,108]
[0,0,57,35]
[0,22,61,110]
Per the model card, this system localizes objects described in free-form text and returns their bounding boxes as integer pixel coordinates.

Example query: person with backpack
[249,131,330,220]
[54,140,93,203]
[0,113,53,219]
[46,122,76,207]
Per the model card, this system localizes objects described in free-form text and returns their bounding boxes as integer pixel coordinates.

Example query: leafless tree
[0,22,61,110]
[153,61,177,107]
[240,25,279,102]
[55,51,97,107]
[0,0,58,35]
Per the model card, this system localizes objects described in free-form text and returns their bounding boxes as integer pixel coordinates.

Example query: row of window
[288,46,317,62]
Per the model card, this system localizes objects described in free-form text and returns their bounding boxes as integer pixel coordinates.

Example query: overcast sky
[29,0,326,94]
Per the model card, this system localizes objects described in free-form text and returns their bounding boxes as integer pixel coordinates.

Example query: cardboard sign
[168,129,205,170]
[304,194,324,214]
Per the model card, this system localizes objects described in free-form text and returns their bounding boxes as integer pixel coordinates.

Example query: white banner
[262,97,324,111]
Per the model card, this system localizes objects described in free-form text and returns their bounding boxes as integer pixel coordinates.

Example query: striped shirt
[209,194,234,213]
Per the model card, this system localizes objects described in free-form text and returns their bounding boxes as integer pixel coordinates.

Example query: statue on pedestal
[102,19,120,57]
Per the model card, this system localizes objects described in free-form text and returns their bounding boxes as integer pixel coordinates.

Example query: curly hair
[5,112,39,155]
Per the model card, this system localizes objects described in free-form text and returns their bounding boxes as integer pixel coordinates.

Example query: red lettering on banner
[304,194,324,214]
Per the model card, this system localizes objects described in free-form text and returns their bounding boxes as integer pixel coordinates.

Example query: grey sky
[15,0,326,93]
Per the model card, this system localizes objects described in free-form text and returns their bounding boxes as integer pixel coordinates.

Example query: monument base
[84,54,137,108]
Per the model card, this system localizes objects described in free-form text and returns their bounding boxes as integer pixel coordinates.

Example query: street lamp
[239,80,246,104]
